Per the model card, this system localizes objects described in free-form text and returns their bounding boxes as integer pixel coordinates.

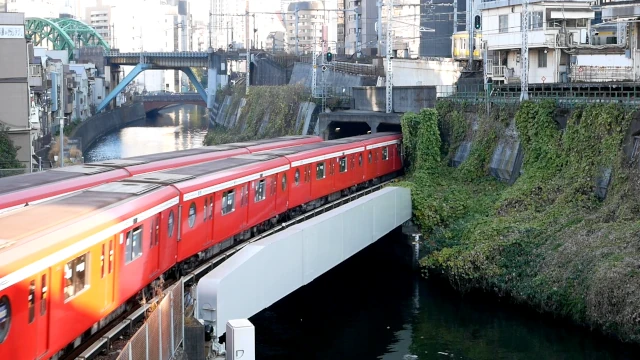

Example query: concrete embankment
[71,103,146,152]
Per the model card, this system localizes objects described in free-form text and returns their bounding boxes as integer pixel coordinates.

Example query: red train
[0,136,321,215]
[0,132,402,360]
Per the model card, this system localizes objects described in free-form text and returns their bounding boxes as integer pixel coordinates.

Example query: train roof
[0,164,121,197]
[258,132,402,158]
[90,145,239,166]
[225,135,319,148]
[0,181,163,246]
[0,181,178,283]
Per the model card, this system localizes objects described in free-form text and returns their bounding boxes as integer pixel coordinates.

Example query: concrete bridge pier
[207,50,219,109]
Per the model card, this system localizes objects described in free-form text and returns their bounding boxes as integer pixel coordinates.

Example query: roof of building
[287,1,324,11]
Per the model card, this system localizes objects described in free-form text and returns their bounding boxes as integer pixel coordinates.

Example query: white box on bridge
[226,319,255,360]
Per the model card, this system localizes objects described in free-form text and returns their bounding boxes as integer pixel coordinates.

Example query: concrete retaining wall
[289,62,378,89]
[352,86,437,113]
[70,103,146,152]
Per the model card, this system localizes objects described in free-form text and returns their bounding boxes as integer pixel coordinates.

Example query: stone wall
[352,86,437,113]
[70,103,146,152]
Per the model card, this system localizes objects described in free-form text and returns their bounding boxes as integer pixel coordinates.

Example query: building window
[339,157,347,172]
[529,11,543,30]
[499,15,508,33]
[222,190,236,214]
[254,180,266,202]
[64,253,89,301]
[316,162,326,179]
[538,49,547,68]
[125,226,143,263]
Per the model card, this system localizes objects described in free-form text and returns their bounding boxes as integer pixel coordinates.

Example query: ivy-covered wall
[400,100,640,343]
[204,84,311,145]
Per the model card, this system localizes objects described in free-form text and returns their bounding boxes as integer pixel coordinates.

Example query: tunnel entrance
[377,123,402,133]
[326,121,371,140]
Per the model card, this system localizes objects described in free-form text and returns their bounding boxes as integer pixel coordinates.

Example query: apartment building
[285,1,328,54]
[84,0,112,45]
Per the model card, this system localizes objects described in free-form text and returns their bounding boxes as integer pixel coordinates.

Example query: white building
[380,0,421,58]
[286,1,336,54]
[480,0,599,84]
[84,0,112,45]
[111,0,183,92]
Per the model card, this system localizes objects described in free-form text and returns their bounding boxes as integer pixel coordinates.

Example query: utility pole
[377,0,382,54]
[312,24,318,97]
[356,6,361,57]
[56,115,64,167]
[467,0,473,69]
[453,0,457,34]
[246,1,250,94]
[386,0,393,114]
[295,4,300,55]
[521,0,529,101]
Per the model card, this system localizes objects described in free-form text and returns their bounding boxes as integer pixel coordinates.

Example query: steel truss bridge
[25,17,110,61]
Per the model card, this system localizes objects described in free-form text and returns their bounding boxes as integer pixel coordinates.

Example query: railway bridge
[133,93,206,113]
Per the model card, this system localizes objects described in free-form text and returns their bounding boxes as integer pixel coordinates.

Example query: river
[86,105,639,360]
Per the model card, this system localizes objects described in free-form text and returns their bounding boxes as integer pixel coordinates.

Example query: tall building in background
[84,0,112,45]
[336,0,345,54]
[420,0,462,57]
[286,1,327,54]
[7,0,58,18]
[0,0,7,12]
[380,0,420,58]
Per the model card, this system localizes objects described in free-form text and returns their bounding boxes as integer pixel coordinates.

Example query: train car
[0,135,321,214]
[0,132,401,360]
[0,181,182,360]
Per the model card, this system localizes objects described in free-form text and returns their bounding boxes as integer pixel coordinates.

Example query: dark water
[85,105,208,162]
[251,233,639,360]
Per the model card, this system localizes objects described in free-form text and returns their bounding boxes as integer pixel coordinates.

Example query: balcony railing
[569,65,634,82]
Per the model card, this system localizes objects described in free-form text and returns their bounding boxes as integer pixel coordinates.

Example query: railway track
[71,179,397,360]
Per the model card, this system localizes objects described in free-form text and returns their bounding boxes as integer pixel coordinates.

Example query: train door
[150,215,161,275]
[304,164,312,202]
[34,269,50,358]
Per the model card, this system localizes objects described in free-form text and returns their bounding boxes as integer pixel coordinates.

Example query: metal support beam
[180,67,208,103]
[467,0,473,69]
[97,63,152,113]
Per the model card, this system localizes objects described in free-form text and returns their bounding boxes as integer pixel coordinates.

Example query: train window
[28,280,35,324]
[359,154,363,166]
[316,162,326,179]
[0,295,10,343]
[108,240,114,274]
[294,169,300,185]
[204,199,208,222]
[101,244,105,278]
[168,210,175,237]
[188,202,196,228]
[40,274,47,316]
[368,151,372,163]
[209,196,213,219]
[222,190,236,215]
[255,180,266,203]
[64,253,89,301]
[282,173,287,191]
[339,157,347,173]
[125,226,143,264]
[382,147,389,160]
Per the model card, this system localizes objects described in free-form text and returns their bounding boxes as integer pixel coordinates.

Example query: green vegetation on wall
[204,84,309,145]
[0,125,23,171]
[400,100,640,343]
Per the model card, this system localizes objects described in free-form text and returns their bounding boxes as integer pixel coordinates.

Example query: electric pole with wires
[521,0,529,101]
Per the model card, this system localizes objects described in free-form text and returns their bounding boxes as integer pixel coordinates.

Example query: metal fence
[116,282,184,360]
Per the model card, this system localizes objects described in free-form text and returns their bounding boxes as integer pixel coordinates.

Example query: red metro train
[0,135,322,214]
[0,132,403,360]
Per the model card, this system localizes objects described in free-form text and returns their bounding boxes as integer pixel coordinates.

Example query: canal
[86,105,638,360]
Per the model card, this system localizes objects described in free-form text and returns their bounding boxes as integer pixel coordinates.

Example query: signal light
[326,52,333,62]
[474,15,481,30]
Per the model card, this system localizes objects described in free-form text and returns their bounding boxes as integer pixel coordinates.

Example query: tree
[0,125,23,169]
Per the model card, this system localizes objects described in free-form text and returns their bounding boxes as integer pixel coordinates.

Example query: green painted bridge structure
[24,17,110,61]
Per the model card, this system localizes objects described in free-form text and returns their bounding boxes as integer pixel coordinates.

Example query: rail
[76,177,398,359]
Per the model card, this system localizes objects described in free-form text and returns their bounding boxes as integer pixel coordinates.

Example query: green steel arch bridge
[24,17,110,61]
